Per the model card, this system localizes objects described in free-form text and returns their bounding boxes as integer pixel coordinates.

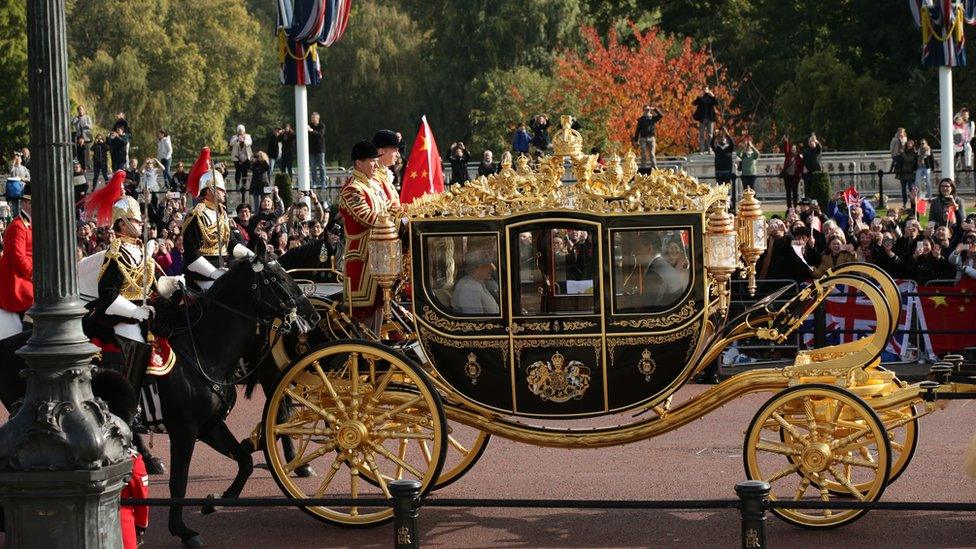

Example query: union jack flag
[801,281,918,362]
[909,0,976,67]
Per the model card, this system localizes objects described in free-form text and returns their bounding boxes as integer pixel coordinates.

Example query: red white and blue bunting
[277,0,352,86]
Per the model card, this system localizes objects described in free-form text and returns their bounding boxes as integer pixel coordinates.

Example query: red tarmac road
[25,385,976,548]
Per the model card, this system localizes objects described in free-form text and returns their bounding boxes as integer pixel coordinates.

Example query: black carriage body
[411,210,708,419]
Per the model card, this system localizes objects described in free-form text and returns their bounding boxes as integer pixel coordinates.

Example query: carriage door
[506,220,606,417]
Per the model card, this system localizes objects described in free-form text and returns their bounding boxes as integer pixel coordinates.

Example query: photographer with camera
[229,124,253,191]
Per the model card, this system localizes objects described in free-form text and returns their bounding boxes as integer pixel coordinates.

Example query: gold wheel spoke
[363,367,398,414]
[765,463,800,483]
[772,412,806,441]
[448,435,470,455]
[755,439,799,457]
[369,356,377,385]
[420,439,433,464]
[830,400,845,425]
[349,353,360,417]
[374,395,425,424]
[890,441,905,452]
[828,466,867,501]
[349,465,360,517]
[373,430,436,441]
[803,397,818,432]
[285,387,340,425]
[312,361,348,420]
[830,426,871,450]
[276,427,334,436]
[818,483,833,517]
[793,477,811,501]
[370,441,423,479]
[312,454,345,496]
[366,454,392,499]
[285,443,336,473]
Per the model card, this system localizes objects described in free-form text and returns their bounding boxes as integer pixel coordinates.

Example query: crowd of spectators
[758,181,975,286]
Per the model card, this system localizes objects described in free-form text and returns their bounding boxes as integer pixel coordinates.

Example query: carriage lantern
[367,212,402,325]
[736,188,766,296]
[705,199,738,316]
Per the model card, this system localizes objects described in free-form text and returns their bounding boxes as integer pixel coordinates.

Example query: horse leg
[198,420,253,515]
[261,371,314,477]
[166,428,204,548]
[133,433,166,475]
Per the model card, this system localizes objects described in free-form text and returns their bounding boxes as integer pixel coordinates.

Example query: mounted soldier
[182,147,253,291]
[81,170,184,388]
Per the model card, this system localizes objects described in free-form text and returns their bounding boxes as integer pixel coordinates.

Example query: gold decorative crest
[637,349,656,381]
[525,351,591,403]
[464,352,482,384]
[406,115,728,220]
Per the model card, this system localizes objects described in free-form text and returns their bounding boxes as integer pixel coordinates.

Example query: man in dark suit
[638,231,682,308]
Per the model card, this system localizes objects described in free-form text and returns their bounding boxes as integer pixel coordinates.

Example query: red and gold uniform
[0,210,33,314]
[339,169,395,316]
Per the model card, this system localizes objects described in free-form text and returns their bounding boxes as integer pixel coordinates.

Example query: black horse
[0,255,316,547]
[153,255,316,546]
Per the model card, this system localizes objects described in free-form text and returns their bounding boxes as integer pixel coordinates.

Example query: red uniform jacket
[120,454,149,549]
[0,214,33,313]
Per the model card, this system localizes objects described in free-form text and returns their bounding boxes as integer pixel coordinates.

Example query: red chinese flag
[810,215,823,234]
[948,203,958,225]
[917,278,976,356]
[400,116,444,205]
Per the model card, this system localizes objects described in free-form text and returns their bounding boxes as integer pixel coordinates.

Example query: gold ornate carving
[606,324,700,369]
[611,300,698,329]
[421,306,501,332]
[552,115,583,157]
[526,351,592,402]
[464,352,482,385]
[511,319,598,334]
[513,337,601,368]
[421,328,508,350]
[561,320,597,331]
[406,115,727,219]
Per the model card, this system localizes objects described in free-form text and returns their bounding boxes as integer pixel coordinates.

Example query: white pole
[295,84,311,193]
[939,66,955,182]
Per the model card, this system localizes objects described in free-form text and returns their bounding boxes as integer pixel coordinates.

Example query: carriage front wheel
[262,340,448,527]
[743,384,891,529]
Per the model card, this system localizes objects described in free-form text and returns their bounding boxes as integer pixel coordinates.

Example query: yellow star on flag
[959,305,967,313]
[929,296,949,308]
[421,169,428,178]
[409,171,418,178]
[419,135,428,151]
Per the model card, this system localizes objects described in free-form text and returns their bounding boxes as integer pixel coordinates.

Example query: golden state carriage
[255,117,962,530]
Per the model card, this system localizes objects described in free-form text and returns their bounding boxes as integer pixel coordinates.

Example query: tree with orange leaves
[552,24,745,156]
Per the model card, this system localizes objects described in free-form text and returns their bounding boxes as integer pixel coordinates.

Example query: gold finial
[552,115,583,157]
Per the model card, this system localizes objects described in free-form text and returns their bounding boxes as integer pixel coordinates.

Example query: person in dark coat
[279,124,296,177]
[248,151,271,213]
[448,142,471,185]
[711,129,737,204]
[476,150,498,177]
[692,87,719,153]
[91,134,110,186]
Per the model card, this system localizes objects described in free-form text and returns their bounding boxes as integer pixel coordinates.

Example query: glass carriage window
[424,234,500,317]
[514,226,596,316]
[612,229,691,313]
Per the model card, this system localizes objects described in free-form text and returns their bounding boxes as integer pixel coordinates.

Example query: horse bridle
[180,260,319,394]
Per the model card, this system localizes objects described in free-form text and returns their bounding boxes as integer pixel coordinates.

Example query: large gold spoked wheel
[263,340,447,527]
[744,384,891,528]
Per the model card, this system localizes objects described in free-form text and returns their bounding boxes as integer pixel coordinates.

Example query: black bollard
[390,479,422,549]
[735,480,770,549]
[877,169,886,208]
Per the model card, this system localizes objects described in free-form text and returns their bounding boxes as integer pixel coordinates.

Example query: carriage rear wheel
[262,341,447,527]
[743,384,891,529]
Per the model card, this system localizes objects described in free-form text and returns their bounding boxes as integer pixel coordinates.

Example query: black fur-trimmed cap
[351,140,380,162]
[371,129,400,149]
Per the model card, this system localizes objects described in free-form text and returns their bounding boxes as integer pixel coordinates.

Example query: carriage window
[424,234,500,317]
[514,226,596,316]
[612,229,691,313]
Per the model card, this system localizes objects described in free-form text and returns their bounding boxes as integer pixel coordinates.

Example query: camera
[263,186,274,194]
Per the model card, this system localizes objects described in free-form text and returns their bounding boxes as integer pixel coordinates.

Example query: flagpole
[939,66,955,182]
[295,84,311,195]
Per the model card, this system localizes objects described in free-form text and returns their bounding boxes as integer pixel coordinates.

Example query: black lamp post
[0,0,132,546]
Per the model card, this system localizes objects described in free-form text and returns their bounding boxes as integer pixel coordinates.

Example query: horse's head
[221,253,319,334]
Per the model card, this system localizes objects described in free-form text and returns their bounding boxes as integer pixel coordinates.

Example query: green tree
[0,2,28,157]
[68,0,261,155]
[467,66,559,154]
[773,49,892,150]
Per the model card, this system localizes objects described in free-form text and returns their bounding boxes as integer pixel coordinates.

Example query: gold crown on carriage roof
[407,115,730,219]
